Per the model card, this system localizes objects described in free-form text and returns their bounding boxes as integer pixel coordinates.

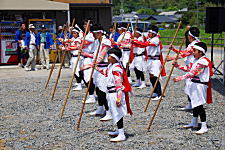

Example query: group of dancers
[56,19,212,142]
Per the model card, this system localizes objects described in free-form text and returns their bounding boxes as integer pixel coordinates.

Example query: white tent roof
[0,0,69,10]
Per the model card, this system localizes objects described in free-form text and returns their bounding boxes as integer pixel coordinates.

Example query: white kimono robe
[106,63,127,124]
[146,36,161,76]
[187,57,210,108]
[129,36,146,72]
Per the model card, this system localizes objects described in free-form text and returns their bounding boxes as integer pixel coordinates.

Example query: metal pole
[211,33,214,67]
[223,33,225,86]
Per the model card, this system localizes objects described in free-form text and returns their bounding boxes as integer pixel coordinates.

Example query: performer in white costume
[67,28,83,91]
[130,27,147,89]
[173,42,213,135]
[132,25,165,100]
[169,27,200,110]
[79,20,96,103]
[84,48,133,142]
[81,24,113,121]
[116,23,133,83]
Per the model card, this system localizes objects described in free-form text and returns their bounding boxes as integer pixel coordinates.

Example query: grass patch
[159,29,224,47]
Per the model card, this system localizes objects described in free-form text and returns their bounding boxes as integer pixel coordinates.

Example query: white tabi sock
[195,122,208,135]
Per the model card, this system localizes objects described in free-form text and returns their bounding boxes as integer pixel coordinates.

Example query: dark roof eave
[70,3,113,7]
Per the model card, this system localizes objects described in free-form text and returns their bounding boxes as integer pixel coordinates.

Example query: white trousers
[40,43,50,68]
[26,45,37,69]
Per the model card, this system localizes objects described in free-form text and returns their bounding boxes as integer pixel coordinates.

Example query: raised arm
[174,63,207,81]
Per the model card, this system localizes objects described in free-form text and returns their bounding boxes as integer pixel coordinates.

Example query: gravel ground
[0,51,224,149]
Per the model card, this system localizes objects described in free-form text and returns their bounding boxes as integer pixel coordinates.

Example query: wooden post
[60,20,90,119]
[147,36,186,131]
[144,21,182,112]
[76,37,103,130]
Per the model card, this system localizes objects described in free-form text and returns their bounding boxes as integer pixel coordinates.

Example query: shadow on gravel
[172,106,193,113]
[177,123,211,130]
[211,78,225,97]
[125,133,135,139]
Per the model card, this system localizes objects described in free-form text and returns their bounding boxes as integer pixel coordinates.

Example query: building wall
[55,11,68,28]
[0,0,69,10]
[70,7,112,30]
[98,7,112,29]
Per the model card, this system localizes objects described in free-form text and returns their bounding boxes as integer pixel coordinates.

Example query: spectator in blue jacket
[107,25,120,42]
[56,26,65,64]
[56,25,73,67]
[37,25,54,70]
[15,23,27,67]
[24,24,39,71]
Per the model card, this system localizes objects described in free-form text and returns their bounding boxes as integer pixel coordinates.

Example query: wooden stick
[76,37,103,130]
[147,36,186,131]
[60,20,90,119]
[51,50,66,101]
[121,24,130,42]
[50,19,75,101]
[44,48,59,89]
[70,18,75,33]
[110,22,117,41]
[45,28,64,89]
[144,21,182,112]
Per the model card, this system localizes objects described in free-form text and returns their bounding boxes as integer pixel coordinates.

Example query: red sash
[130,45,134,63]
[159,41,166,76]
[116,65,133,115]
[202,57,213,104]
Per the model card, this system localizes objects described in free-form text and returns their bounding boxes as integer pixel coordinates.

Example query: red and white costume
[117,31,132,68]
[68,37,82,76]
[93,37,112,92]
[171,40,200,66]
[129,36,146,72]
[175,40,200,96]
[145,36,162,76]
[96,62,132,124]
[81,32,95,83]
[175,56,213,108]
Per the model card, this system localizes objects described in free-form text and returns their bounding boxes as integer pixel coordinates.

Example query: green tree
[136,8,157,15]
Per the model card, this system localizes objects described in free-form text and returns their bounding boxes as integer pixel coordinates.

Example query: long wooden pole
[45,28,64,89]
[50,19,75,101]
[110,22,117,41]
[121,24,130,42]
[76,37,103,130]
[60,20,90,119]
[147,36,186,131]
[144,21,182,112]
[70,18,75,33]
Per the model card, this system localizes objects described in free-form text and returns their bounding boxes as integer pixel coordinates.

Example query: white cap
[28,24,35,29]
[58,26,63,30]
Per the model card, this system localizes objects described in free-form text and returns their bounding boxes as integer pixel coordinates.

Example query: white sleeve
[85,32,95,42]
[102,39,111,47]
[198,58,209,66]
[150,37,159,45]
[124,32,131,40]
[113,66,123,74]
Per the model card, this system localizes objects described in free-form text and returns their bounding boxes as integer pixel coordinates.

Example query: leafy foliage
[113,0,224,27]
